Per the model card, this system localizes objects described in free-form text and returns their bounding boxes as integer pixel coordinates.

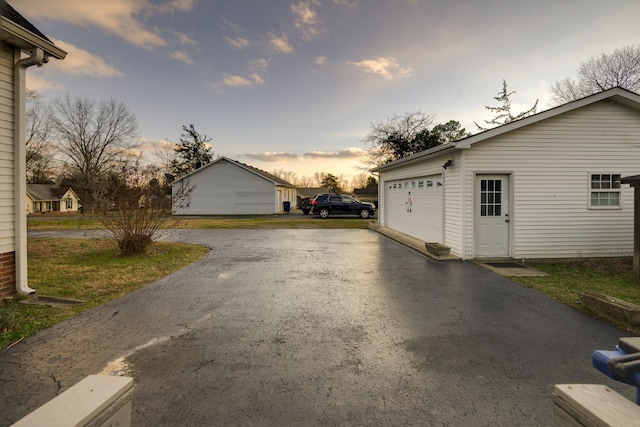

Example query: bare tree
[297,175,317,188]
[350,173,370,190]
[51,95,139,211]
[313,171,328,187]
[271,169,298,185]
[363,111,436,166]
[550,45,640,105]
[25,90,56,183]
[362,111,468,168]
[153,139,179,176]
[99,161,192,256]
[475,80,538,131]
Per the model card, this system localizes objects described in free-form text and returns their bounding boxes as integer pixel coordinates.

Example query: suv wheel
[319,208,330,219]
[302,209,310,214]
[359,209,371,219]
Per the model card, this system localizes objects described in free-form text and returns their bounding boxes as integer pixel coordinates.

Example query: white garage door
[385,175,443,243]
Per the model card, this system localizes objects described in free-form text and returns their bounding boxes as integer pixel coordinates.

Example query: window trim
[588,172,622,210]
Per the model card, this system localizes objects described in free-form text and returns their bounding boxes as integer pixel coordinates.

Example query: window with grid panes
[480,179,502,216]
[590,174,621,207]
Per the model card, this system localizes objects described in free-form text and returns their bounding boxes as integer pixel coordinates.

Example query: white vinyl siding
[0,42,14,253]
[442,163,463,258]
[173,159,284,215]
[462,100,638,259]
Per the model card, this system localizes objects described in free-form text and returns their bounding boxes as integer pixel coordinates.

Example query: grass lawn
[0,239,209,349]
[27,214,372,230]
[511,257,639,331]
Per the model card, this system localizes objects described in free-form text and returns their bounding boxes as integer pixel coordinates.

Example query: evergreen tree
[321,173,343,193]
[475,80,538,131]
[171,124,213,177]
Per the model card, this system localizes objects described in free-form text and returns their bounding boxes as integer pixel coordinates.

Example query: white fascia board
[0,17,67,59]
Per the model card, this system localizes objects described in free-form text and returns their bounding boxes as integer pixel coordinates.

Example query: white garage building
[373,88,640,260]
[172,157,297,215]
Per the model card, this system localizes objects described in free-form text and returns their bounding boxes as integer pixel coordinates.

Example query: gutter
[1,16,67,60]
[13,47,46,295]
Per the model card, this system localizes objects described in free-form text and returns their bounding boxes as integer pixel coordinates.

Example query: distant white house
[373,87,640,260]
[1,1,66,298]
[172,157,297,215]
[26,184,80,214]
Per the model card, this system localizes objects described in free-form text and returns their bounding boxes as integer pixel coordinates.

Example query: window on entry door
[480,179,502,216]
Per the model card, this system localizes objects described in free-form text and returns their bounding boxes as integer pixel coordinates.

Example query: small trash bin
[283,201,291,212]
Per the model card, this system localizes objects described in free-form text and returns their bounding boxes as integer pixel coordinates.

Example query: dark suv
[310,193,376,219]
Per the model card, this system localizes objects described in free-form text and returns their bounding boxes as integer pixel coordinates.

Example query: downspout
[441,166,446,245]
[14,47,46,295]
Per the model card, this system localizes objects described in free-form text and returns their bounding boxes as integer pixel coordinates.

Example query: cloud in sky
[332,0,359,6]
[17,0,194,49]
[26,73,65,92]
[225,36,251,49]
[291,1,326,41]
[174,32,197,45]
[49,39,124,77]
[169,50,193,64]
[153,0,195,14]
[269,32,294,53]
[244,152,300,162]
[217,73,265,88]
[243,148,365,163]
[303,148,366,159]
[249,58,270,72]
[348,56,412,80]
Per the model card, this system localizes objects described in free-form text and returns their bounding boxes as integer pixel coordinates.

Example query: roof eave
[457,87,640,149]
[1,17,67,59]
[374,88,640,174]
[371,143,460,173]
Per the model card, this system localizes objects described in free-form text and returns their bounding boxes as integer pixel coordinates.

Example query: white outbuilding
[172,156,297,215]
[373,88,640,260]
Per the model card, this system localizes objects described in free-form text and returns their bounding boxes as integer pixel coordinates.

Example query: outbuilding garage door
[385,175,443,243]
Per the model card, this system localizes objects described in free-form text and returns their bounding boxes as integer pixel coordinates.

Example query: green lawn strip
[0,238,209,349]
[27,218,104,230]
[513,257,638,311]
[27,215,372,230]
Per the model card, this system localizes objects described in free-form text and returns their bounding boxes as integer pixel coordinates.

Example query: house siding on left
[0,42,16,298]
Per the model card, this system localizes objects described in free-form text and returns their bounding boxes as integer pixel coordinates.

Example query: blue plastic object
[593,337,640,405]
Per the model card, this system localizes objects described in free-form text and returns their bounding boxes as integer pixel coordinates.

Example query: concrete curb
[368,222,460,261]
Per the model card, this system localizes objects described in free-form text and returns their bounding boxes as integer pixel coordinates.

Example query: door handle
[505,219,510,223]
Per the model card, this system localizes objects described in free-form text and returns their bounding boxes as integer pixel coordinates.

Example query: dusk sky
[15,0,640,182]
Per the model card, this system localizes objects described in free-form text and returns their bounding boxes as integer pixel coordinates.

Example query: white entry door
[475,175,509,257]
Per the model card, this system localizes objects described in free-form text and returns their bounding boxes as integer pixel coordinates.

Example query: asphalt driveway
[0,229,632,426]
